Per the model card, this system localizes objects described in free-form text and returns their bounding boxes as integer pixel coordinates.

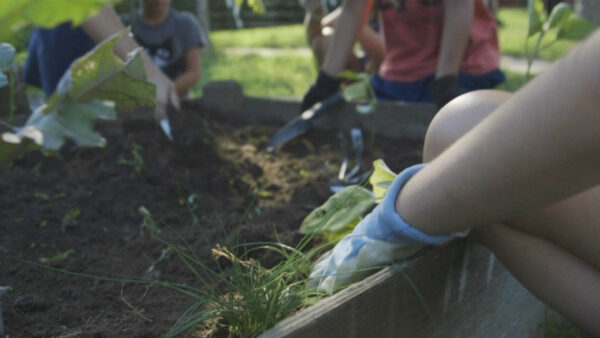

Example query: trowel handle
[301,92,345,121]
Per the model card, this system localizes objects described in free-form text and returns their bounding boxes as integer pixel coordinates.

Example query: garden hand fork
[330,128,367,192]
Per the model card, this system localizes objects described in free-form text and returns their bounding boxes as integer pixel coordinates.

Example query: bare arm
[81,6,180,114]
[81,6,136,60]
[435,0,474,78]
[357,25,384,71]
[322,5,384,70]
[321,0,370,76]
[174,47,202,95]
[396,31,600,235]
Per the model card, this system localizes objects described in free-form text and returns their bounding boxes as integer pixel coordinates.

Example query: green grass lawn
[191,52,316,98]
[210,25,307,49]
[193,7,585,98]
[496,70,528,92]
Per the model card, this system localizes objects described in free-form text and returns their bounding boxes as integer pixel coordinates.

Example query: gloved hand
[430,74,465,108]
[309,164,455,294]
[300,70,341,112]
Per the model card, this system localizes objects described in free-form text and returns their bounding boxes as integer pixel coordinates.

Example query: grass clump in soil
[160,230,327,337]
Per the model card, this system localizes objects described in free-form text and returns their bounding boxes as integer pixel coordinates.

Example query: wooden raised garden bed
[201,82,553,338]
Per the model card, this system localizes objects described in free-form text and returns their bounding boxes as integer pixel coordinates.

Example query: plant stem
[526,32,545,81]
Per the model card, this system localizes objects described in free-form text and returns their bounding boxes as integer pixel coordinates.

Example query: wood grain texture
[261,240,550,338]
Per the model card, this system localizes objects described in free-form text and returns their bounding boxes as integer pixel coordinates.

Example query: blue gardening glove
[430,74,466,109]
[309,164,456,294]
[300,70,341,112]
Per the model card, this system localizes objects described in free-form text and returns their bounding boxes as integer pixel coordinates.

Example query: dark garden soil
[0,102,422,337]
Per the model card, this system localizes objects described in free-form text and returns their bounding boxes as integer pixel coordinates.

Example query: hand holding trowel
[265,71,376,152]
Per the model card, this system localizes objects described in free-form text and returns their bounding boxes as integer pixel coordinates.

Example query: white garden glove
[309,164,456,294]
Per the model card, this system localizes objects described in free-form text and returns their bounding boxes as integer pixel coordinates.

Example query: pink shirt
[378,0,500,82]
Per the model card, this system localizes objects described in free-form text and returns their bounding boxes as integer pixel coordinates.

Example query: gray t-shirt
[130,10,204,79]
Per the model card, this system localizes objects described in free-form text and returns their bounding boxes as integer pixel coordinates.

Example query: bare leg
[472,223,600,334]
[423,90,600,334]
[396,31,600,234]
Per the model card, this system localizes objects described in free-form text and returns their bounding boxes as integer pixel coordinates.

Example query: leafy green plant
[299,159,395,238]
[525,0,597,79]
[125,200,329,337]
[300,185,375,235]
[0,0,113,41]
[0,29,155,169]
[158,231,332,338]
[340,71,377,114]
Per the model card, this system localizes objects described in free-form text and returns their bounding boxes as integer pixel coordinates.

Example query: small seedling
[118,143,145,176]
[61,208,81,232]
[39,249,75,265]
[185,193,203,226]
[139,206,161,237]
[32,161,43,177]
[525,0,597,79]
[145,247,172,278]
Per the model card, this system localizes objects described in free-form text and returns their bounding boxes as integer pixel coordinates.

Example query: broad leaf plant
[0,30,155,169]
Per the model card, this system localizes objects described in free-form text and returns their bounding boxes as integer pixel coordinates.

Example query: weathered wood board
[200,81,438,141]
[261,240,552,338]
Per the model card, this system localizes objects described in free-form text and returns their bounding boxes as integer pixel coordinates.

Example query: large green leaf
[0,43,15,88]
[0,29,155,170]
[0,0,111,41]
[527,0,547,36]
[300,185,375,235]
[48,30,156,112]
[556,15,598,40]
[2,100,116,151]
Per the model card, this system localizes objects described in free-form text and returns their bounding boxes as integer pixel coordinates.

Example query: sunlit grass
[210,24,307,49]
[191,52,316,98]
[193,8,582,98]
[496,69,528,92]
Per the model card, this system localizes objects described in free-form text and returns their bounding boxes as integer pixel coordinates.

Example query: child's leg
[397,31,600,235]
[423,90,600,334]
[424,90,600,268]
[472,223,600,334]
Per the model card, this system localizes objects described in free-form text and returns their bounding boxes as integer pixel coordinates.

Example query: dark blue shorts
[23,23,95,96]
[371,69,506,103]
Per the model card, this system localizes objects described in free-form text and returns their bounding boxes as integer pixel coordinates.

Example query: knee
[423,90,512,162]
